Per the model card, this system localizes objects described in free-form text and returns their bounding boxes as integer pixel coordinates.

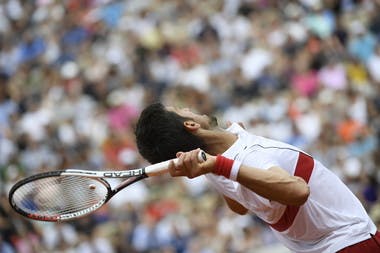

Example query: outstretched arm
[237,165,310,206]
[168,149,310,206]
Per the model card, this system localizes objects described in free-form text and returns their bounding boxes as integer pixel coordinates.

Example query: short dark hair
[135,102,206,164]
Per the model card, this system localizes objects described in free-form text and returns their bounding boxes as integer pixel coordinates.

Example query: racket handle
[145,150,207,176]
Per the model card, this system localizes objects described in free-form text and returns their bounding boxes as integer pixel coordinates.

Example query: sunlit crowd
[1,0,380,252]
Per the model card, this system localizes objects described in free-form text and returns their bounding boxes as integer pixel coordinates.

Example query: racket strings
[12,175,108,217]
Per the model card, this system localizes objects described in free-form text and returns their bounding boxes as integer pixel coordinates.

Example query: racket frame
[8,150,206,222]
[8,170,147,222]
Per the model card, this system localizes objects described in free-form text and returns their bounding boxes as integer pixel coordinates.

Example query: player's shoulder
[226,122,307,155]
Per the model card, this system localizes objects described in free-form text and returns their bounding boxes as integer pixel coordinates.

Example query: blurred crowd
[1,0,380,252]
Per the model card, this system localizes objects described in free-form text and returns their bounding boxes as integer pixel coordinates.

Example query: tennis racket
[9,150,207,222]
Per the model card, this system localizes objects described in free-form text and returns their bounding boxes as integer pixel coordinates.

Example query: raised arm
[237,165,310,206]
[168,149,310,207]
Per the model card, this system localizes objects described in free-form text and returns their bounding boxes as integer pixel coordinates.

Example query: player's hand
[168,149,216,179]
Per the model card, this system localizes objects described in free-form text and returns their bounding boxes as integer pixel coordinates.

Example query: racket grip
[145,150,207,176]
[197,150,207,163]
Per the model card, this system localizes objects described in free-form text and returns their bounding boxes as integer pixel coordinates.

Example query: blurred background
[1,0,380,252]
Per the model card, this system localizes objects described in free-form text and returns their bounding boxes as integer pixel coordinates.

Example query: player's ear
[184,120,200,131]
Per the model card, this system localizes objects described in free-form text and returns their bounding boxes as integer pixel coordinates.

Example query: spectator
[1,1,380,252]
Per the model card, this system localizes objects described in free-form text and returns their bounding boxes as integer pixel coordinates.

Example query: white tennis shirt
[205,123,376,253]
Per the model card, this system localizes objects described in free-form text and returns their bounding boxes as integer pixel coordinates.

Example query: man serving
[135,102,379,253]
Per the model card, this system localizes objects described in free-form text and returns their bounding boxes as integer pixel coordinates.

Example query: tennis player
[135,102,380,253]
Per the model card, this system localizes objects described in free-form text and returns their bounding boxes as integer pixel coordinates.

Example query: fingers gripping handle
[197,151,207,163]
[145,150,207,176]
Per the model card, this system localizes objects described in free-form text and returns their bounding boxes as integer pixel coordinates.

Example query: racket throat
[102,168,145,178]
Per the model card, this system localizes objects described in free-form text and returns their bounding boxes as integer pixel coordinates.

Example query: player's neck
[202,130,237,155]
